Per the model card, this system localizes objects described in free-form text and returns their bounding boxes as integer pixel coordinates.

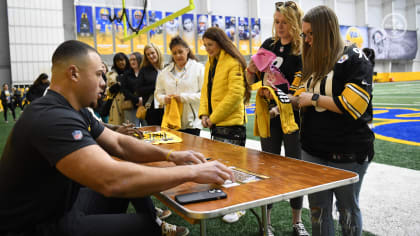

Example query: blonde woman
[246,2,308,235]
[136,43,164,125]
[297,6,374,236]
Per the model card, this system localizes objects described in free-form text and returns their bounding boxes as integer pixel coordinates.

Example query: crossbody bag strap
[145,94,154,109]
[207,59,218,115]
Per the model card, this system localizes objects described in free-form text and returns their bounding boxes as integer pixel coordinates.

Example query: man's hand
[191,161,234,185]
[297,92,313,108]
[168,150,207,165]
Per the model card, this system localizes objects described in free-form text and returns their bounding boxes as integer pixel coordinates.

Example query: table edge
[157,174,359,220]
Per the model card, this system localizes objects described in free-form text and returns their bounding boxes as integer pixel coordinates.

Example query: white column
[326,0,337,12]
[355,0,368,26]
[381,0,394,73]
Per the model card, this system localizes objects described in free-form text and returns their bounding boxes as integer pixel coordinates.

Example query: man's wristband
[166,149,174,161]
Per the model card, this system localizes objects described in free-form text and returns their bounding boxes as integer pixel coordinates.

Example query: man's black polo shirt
[0,90,104,232]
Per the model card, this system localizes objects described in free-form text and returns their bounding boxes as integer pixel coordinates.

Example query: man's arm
[56,144,233,198]
[97,127,207,164]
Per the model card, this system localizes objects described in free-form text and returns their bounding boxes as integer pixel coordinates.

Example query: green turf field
[0,81,419,235]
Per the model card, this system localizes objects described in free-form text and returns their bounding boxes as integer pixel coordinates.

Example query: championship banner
[131,9,147,52]
[238,17,250,55]
[76,6,94,48]
[165,12,180,54]
[197,14,209,55]
[149,10,164,53]
[114,8,131,54]
[182,14,195,53]
[251,18,261,54]
[225,16,236,46]
[339,25,368,49]
[368,28,418,60]
[95,7,113,55]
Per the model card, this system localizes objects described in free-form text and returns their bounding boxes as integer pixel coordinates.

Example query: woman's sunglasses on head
[275,1,297,10]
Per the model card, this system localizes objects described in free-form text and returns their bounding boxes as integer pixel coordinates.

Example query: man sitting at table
[0,40,233,236]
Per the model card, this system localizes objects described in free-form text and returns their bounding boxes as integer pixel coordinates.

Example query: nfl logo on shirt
[72,130,83,140]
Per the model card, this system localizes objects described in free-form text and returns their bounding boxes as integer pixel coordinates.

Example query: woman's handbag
[135,95,154,119]
[136,105,147,119]
[121,100,133,110]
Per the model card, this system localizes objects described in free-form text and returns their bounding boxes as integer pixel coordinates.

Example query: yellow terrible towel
[161,97,183,130]
[254,86,298,138]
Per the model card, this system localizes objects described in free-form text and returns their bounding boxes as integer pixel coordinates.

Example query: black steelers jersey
[300,45,375,158]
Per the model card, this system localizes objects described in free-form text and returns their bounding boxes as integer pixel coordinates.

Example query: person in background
[296,6,374,235]
[121,52,143,126]
[0,40,233,236]
[12,87,23,111]
[1,83,16,123]
[199,27,250,224]
[245,2,308,235]
[26,73,50,103]
[21,87,30,109]
[155,36,204,136]
[108,53,130,125]
[136,43,164,126]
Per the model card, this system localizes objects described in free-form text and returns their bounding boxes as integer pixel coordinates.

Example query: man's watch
[311,93,320,106]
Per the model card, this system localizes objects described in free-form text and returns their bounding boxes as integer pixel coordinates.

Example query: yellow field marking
[375,133,420,146]
[396,113,420,118]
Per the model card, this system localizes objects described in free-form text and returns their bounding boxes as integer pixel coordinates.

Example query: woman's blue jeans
[302,150,369,236]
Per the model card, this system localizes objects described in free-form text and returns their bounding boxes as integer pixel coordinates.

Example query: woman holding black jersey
[246,2,308,235]
[297,6,374,236]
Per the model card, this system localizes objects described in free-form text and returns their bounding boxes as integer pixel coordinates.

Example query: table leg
[261,205,268,236]
[200,219,207,236]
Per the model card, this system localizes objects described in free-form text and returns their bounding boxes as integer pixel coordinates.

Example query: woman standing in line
[108,52,130,125]
[246,2,308,235]
[297,6,374,236]
[26,73,50,103]
[1,83,16,123]
[199,27,250,223]
[155,36,204,135]
[199,27,250,145]
[137,44,164,126]
[121,52,143,126]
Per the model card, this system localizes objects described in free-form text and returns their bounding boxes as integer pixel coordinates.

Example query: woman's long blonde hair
[140,43,164,70]
[272,2,303,55]
[302,6,344,86]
